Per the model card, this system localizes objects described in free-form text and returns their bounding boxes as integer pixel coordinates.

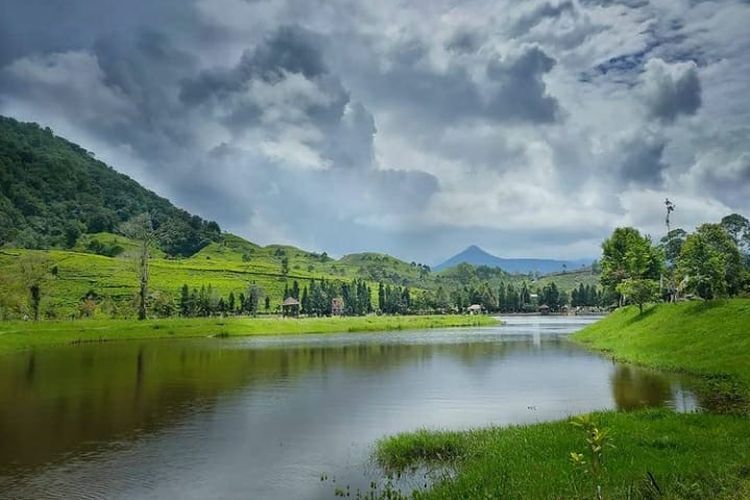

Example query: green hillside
[0,116,601,320]
[574,300,750,395]
[0,116,221,255]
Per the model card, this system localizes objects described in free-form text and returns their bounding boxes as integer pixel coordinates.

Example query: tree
[16,253,54,320]
[678,224,742,299]
[120,213,170,320]
[247,283,264,316]
[601,227,663,304]
[179,284,191,316]
[720,213,750,251]
[280,256,289,276]
[616,278,660,314]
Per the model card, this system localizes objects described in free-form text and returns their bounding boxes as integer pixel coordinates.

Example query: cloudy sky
[1,0,749,263]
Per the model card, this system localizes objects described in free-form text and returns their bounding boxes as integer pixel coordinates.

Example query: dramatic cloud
[641,58,702,122]
[1,0,749,262]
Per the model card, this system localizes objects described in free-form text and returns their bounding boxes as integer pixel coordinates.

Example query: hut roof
[282,297,300,306]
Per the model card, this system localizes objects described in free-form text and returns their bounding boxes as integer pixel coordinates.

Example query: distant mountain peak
[435,245,591,274]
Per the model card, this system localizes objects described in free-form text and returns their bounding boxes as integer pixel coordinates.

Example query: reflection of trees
[611,365,672,411]
[0,338,523,472]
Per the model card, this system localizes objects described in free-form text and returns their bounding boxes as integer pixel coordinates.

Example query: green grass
[0,314,498,355]
[374,299,750,498]
[573,300,750,396]
[376,410,750,499]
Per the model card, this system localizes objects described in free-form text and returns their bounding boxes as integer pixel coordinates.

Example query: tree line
[600,212,750,313]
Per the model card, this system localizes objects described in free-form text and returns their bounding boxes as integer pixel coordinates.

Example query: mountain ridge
[435,245,592,274]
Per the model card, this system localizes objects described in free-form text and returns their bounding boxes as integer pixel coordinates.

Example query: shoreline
[374,299,750,498]
[0,314,499,355]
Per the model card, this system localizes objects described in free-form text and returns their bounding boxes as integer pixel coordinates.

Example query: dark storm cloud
[0,0,208,66]
[641,59,702,122]
[180,26,328,105]
[485,46,559,123]
[444,31,482,53]
[348,42,560,125]
[578,0,648,7]
[617,135,667,186]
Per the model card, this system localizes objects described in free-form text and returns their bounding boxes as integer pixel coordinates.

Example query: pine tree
[179,284,190,317]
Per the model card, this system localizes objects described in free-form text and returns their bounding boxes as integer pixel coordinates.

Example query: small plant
[569,414,614,500]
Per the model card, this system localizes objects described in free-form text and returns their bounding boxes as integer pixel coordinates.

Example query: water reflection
[0,317,703,499]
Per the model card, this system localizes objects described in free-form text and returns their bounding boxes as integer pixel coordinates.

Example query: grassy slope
[1,234,594,319]
[0,241,415,317]
[573,300,750,393]
[0,314,498,355]
[375,299,750,499]
[534,267,599,291]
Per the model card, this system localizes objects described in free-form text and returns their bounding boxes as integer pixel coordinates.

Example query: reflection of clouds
[0,318,705,498]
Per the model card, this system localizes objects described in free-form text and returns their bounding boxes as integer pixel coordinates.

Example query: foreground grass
[0,314,498,355]
[376,410,750,499]
[573,299,750,399]
[374,300,750,498]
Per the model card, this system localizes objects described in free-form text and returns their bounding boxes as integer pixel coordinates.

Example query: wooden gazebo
[281,297,300,317]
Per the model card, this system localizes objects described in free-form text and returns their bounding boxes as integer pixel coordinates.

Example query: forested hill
[0,116,221,256]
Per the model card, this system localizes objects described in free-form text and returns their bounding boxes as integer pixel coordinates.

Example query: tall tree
[720,213,750,259]
[247,283,265,316]
[601,227,663,303]
[678,224,743,299]
[16,253,54,321]
[616,278,660,314]
[120,213,170,320]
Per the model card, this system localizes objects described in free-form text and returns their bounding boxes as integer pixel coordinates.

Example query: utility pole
[664,198,676,302]
[665,198,675,235]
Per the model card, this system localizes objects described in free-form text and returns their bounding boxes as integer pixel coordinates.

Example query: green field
[0,235,599,320]
[0,314,498,355]
[0,236,433,319]
[375,300,750,498]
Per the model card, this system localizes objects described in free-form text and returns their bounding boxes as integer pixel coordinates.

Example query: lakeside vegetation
[375,299,750,498]
[376,410,750,499]
[0,314,498,355]
[373,208,750,498]
[574,300,750,394]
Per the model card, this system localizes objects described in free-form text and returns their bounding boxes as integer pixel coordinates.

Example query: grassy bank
[376,410,750,499]
[573,299,750,397]
[374,299,750,498]
[0,314,498,355]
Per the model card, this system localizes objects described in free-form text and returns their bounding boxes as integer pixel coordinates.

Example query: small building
[539,304,550,315]
[467,304,483,315]
[281,297,300,317]
[331,297,344,316]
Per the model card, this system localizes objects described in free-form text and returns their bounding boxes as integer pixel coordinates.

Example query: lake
[0,316,701,499]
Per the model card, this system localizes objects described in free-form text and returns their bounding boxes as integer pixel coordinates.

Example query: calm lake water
[0,316,701,499]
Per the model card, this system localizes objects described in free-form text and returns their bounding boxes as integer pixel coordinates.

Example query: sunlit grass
[0,314,499,355]
[375,410,750,499]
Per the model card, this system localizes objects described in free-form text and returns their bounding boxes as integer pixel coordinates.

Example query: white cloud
[1,0,749,261]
